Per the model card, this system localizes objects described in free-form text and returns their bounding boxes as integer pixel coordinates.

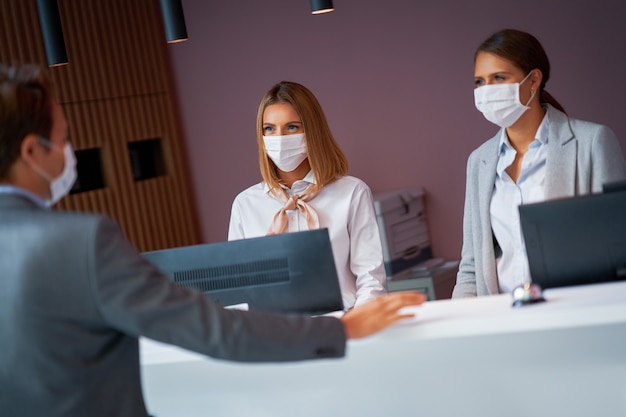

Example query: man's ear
[20,134,40,164]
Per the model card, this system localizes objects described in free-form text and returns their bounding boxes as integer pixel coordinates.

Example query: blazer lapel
[477,142,498,223]
[477,136,500,295]
[545,105,577,199]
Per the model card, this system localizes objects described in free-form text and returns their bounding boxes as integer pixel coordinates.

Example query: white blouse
[490,114,549,293]
[228,172,387,308]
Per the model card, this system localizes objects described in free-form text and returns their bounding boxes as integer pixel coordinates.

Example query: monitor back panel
[142,229,344,314]
[519,191,626,289]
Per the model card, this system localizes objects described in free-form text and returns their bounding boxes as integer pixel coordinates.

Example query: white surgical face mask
[262,133,307,172]
[31,139,78,206]
[474,71,536,128]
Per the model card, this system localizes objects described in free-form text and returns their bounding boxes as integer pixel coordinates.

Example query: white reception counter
[140,281,626,417]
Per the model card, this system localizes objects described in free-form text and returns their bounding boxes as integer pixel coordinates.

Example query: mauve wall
[166,0,626,261]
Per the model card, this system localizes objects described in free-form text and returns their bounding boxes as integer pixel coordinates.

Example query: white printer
[373,186,458,300]
[373,186,432,276]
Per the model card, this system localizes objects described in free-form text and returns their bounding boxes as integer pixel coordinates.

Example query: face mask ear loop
[37,136,53,149]
[29,160,54,182]
[525,89,537,107]
[29,137,55,182]
[520,70,534,86]
[520,70,536,106]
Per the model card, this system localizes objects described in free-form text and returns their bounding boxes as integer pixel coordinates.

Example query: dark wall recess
[71,147,105,194]
[128,138,166,181]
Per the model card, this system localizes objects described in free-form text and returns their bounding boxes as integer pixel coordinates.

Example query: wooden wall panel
[53,0,167,102]
[0,0,200,252]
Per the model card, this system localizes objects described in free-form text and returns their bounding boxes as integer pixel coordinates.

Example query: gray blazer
[0,194,346,417]
[452,105,626,298]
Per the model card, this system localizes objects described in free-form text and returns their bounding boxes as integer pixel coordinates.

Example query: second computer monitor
[519,189,626,290]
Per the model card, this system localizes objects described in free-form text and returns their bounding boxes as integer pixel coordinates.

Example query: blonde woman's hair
[256,81,348,192]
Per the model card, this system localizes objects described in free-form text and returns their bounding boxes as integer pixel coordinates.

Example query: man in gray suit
[0,63,425,417]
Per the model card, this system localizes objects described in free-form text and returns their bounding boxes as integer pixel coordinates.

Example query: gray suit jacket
[0,194,346,417]
[452,105,626,298]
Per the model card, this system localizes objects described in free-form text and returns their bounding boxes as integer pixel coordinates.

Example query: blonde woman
[228,81,387,309]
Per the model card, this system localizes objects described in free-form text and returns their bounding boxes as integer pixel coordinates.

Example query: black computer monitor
[519,189,626,290]
[603,179,626,193]
[141,228,344,314]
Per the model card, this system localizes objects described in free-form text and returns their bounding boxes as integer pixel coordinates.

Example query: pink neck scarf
[267,184,320,235]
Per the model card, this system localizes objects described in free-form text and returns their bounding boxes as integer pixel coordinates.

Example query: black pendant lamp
[36,0,68,66]
[310,0,334,14]
[160,0,189,43]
